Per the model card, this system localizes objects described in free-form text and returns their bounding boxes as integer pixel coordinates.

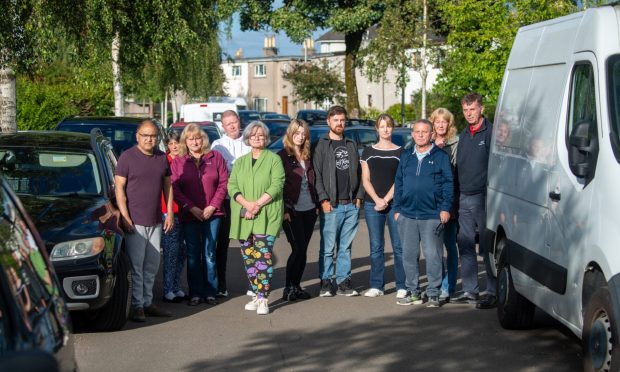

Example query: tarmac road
[73,218,582,371]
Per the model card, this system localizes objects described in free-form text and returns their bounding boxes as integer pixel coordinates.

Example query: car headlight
[51,237,104,261]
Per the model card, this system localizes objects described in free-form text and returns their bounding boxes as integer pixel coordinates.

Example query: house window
[254,98,267,112]
[255,64,266,77]
[231,65,241,76]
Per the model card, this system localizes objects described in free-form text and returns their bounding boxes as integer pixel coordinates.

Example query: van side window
[567,63,597,141]
[607,55,620,163]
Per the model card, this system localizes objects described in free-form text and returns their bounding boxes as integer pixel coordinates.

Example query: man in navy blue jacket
[453,92,497,309]
[393,119,453,307]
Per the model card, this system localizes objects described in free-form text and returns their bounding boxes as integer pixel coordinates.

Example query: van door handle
[549,191,561,201]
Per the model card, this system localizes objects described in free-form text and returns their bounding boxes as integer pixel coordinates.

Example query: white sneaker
[246,290,255,297]
[396,289,408,299]
[245,298,259,311]
[256,299,269,315]
[364,288,384,297]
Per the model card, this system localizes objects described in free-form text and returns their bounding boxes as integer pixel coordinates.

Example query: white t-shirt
[211,134,251,173]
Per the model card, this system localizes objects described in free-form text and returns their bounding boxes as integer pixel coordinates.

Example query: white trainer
[245,298,259,311]
[256,299,269,315]
[364,288,385,297]
[396,289,408,299]
[246,290,255,297]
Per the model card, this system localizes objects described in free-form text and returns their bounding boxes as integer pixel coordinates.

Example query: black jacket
[456,117,493,195]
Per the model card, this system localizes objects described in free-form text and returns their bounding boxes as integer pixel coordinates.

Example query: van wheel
[497,262,535,329]
[92,251,132,331]
[583,287,619,372]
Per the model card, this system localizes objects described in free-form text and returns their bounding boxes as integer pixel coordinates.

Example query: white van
[179,102,237,131]
[487,5,620,370]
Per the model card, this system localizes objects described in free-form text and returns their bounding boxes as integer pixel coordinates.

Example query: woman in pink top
[171,123,228,306]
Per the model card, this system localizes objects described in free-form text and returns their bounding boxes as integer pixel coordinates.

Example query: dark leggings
[215,199,231,292]
[282,209,317,288]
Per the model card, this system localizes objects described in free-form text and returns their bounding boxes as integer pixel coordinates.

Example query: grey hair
[242,120,271,147]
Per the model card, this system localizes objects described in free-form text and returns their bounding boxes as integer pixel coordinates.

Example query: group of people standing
[113,91,497,321]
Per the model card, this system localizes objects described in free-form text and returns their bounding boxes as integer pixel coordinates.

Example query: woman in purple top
[171,123,228,306]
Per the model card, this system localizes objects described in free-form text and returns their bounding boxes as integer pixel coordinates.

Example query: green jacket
[228,150,285,239]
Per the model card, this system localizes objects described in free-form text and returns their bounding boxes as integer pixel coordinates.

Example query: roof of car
[58,116,154,125]
[0,131,100,150]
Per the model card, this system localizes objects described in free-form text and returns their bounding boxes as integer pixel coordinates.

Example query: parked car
[238,110,261,128]
[168,122,221,144]
[391,127,413,149]
[295,110,328,126]
[0,130,131,332]
[262,119,291,142]
[0,174,77,371]
[262,113,290,120]
[268,126,378,155]
[55,116,166,155]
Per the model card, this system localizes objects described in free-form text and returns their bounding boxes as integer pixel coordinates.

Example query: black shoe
[476,294,497,309]
[452,292,479,304]
[319,279,334,297]
[131,307,146,322]
[144,304,172,317]
[336,278,359,296]
[282,287,297,301]
[294,286,312,300]
[205,297,219,305]
[162,296,184,303]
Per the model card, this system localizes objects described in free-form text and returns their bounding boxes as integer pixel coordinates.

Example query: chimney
[263,35,278,57]
[235,48,243,59]
[301,38,316,59]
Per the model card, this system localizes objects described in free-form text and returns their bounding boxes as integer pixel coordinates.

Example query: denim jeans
[398,216,444,297]
[183,217,221,298]
[457,193,497,295]
[126,224,162,308]
[364,202,405,291]
[319,203,359,285]
[440,219,458,295]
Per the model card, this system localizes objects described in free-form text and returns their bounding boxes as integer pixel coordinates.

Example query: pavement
[73,217,582,371]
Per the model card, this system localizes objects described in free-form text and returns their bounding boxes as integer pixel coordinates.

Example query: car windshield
[301,111,327,121]
[57,123,140,155]
[168,127,220,144]
[0,149,102,196]
[240,112,261,122]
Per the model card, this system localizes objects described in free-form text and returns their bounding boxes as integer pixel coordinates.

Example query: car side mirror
[568,119,598,182]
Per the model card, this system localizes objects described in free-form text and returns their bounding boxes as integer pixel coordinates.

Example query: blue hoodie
[393,145,454,220]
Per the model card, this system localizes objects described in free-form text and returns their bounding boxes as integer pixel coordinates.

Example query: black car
[295,109,328,126]
[262,113,290,120]
[0,131,131,332]
[0,175,77,371]
[238,110,261,128]
[268,126,378,155]
[55,116,166,155]
[262,119,291,142]
[392,127,413,149]
[167,123,221,144]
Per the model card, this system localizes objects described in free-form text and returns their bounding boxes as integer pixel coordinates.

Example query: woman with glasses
[171,123,228,306]
[228,121,284,315]
[278,119,318,301]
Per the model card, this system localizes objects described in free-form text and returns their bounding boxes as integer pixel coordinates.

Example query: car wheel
[497,257,535,329]
[583,287,620,372]
[92,251,132,331]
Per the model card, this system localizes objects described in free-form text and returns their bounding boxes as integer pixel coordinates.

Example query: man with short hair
[115,120,174,321]
[313,105,363,297]
[453,92,498,309]
[211,110,251,297]
[393,119,453,307]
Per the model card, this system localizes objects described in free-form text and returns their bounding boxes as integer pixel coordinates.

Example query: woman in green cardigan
[228,121,285,315]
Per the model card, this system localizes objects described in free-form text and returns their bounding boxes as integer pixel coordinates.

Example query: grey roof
[316,30,344,42]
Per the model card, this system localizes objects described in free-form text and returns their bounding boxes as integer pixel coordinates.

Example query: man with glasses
[393,119,453,307]
[115,119,174,321]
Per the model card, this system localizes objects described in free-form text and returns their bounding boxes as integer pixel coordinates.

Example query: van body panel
[179,102,237,131]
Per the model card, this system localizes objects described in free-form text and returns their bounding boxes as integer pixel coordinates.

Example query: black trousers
[282,209,318,288]
[215,199,231,292]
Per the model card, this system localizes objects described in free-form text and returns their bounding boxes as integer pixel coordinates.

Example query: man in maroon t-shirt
[115,120,174,322]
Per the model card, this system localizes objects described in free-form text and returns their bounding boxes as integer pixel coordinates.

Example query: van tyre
[93,251,132,331]
[583,287,619,372]
[497,263,535,329]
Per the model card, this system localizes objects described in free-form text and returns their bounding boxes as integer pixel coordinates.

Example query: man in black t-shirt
[313,106,364,297]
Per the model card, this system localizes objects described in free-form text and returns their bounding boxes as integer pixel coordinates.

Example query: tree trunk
[0,68,17,133]
[112,32,124,116]
[344,31,363,117]
[171,91,178,124]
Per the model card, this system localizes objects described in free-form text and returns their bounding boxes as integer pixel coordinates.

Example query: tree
[283,60,345,107]
[231,0,385,115]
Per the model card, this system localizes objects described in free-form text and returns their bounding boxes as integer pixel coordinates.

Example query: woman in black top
[360,114,406,299]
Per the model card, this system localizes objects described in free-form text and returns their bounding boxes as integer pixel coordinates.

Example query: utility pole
[420,0,428,119]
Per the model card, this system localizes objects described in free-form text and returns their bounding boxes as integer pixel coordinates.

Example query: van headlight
[51,237,104,261]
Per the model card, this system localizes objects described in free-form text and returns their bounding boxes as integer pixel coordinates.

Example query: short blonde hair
[179,123,211,156]
[283,119,311,160]
[429,108,457,140]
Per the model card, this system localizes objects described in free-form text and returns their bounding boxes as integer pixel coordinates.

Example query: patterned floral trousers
[162,214,186,296]
[240,234,275,299]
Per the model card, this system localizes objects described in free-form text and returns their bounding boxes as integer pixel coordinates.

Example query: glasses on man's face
[139,133,158,140]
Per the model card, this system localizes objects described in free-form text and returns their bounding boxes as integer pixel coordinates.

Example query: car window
[357,129,378,148]
[0,149,102,196]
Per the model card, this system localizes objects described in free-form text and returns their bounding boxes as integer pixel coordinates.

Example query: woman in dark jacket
[277,119,318,301]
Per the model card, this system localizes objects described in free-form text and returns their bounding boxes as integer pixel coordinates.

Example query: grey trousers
[126,224,162,308]
[398,217,444,297]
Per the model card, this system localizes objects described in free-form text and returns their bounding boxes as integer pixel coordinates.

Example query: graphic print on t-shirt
[334,145,350,170]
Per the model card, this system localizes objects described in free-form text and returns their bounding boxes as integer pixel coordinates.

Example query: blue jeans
[183,217,221,298]
[364,202,405,291]
[440,220,458,295]
[398,217,444,297]
[319,203,359,285]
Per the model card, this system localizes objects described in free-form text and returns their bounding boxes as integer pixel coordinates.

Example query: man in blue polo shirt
[453,93,498,309]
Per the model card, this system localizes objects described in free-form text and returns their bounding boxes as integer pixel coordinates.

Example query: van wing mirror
[568,120,598,182]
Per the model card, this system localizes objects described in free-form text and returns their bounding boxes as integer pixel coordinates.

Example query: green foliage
[361,107,382,120]
[283,61,345,106]
[386,103,416,126]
